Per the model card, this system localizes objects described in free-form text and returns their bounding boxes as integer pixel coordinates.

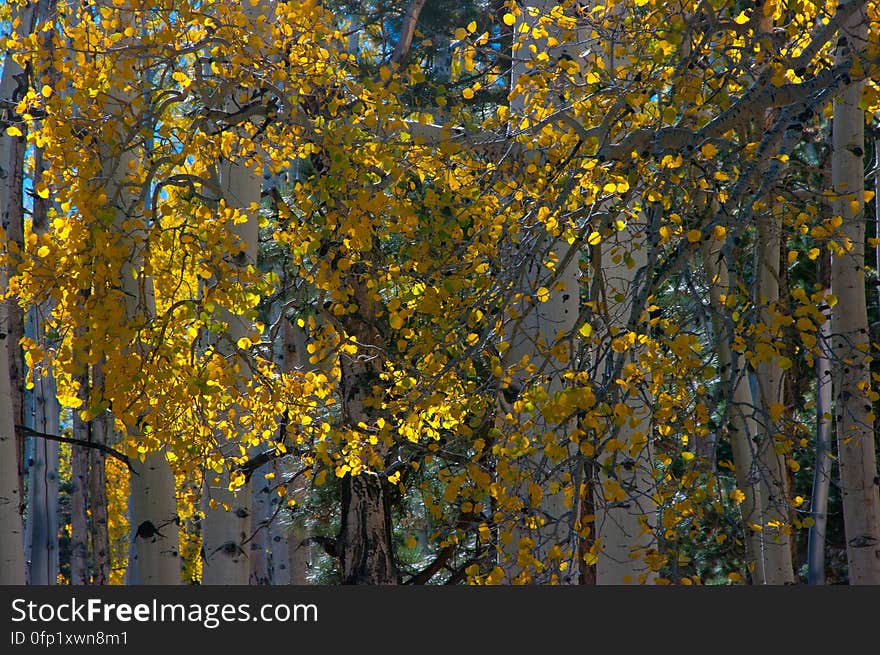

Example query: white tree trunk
[497,232,580,583]
[288,518,311,584]
[70,386,90,584]
[594,226,657,585]
[129,453,180,584]
[283,317,311,585]
[807,271,833,584]
[198,0,281,587]
[249,464,271,585]
[0,267,25,583]
[93,18,182,584]
[1,0,40,524]
[830,4,880,584]
[0,0,41,586]
[266,457,291,585]
[24,306,61,585]
[703,237,768,583]
[496,0,582,585]
[752,212,795,584]
[199,150,260,584]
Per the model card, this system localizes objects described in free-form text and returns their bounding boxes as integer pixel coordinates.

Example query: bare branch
[17,425,136,474]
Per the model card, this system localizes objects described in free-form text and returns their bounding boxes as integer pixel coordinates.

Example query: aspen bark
[284,319,312,584]
[0,268,25,583]
[752,210,795,584]
[807,254,833,585]
[0,0,39,521]
[594,225,657,585]
[266,457,292,585]
[703,238,768,583]
[496,0,581,585]
[0,0,42,585]
[199,150,259,584]
[198,0,282,585]
[123,267,180,584]
[24,0,61,586]
[129,453,180,584]
[589,5,658,585]
[830,5,880,584]
[70,393,90,585]
[87,368,110,585]
[24,339,61,585]
[288,517,311,584]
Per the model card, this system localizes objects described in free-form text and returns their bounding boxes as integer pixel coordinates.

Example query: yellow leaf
[171,70,191,88]
[6,126,23,137]
[536,286,550,302]
[236,337,252,349]
[503,13,516,26]
[578,322,593,338]
[462,87,474,100]
[733,10,750,24]
[467,21,477,34]
[454,27,467,41]
[700,143,717,158]
[686,229,702,243]
[37,245,50,258]
[528,482,543,507]
[769,402,785,422]
[229,471,246,490]
[587,231,601,246]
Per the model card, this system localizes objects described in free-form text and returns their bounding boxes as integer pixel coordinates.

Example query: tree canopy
[1,0,879,585]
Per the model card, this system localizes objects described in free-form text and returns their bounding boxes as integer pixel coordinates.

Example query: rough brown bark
[336,278,398,585]
[340,472,398,585]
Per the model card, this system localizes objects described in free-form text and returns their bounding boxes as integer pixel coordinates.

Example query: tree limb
[389,0,427,67]
[17,425,136,474]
